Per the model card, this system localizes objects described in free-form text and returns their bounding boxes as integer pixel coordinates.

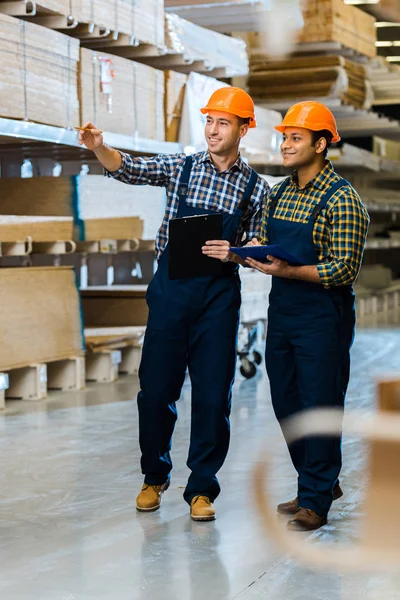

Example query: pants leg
[138,327,188,485]
[183,277,240,504]
[266,310,304,474]
[292,314,344,516]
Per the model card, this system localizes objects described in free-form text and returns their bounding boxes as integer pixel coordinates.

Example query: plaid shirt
[107,150,269,258]
[259,162,370,288]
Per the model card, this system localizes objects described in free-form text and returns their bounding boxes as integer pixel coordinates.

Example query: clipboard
[168,213,224,279]
[230,244,304,266]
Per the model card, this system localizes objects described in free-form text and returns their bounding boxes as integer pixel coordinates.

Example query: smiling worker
[246,101,369,531]
[79,87,269,521]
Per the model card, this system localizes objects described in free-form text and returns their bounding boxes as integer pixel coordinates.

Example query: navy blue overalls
[138,156,258,504]
[266,176,356,517]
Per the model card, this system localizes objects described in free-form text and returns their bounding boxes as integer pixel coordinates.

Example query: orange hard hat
[200,87,257,128]
[275,101,340,143]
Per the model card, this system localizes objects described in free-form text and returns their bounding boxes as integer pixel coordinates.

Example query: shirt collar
[291,161,334,190]
[197,151,245,173]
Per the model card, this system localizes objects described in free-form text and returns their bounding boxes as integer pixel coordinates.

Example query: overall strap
[238,168,258,212]
[235,168,258,245]
[310,178,350,221]
[177,155,193,203]
[269,177,291,216]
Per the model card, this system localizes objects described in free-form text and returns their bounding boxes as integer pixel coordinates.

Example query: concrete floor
[1,330,400,600]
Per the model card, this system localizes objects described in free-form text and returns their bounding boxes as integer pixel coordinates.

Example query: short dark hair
[310,130,333,159]
[238,116,250,127]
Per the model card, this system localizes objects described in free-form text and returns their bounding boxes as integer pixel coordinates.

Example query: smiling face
[205,111,249,156]
[281,127,327,169]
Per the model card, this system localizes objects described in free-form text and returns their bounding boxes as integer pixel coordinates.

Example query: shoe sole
[136,504,161,512]
[287,518,328,532]
[190,514,216,522]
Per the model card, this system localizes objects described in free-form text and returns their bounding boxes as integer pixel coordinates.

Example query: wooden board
[0,13,79,128]
[165,70,188,143]
[248,55,372,110]
[0,216,73,242]
[84,217,143,241]
[79,48,165,140]
[81,286,148,327]
[0,267,84,371]
[299,0,376,58]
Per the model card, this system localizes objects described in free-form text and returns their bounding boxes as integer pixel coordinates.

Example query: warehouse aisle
[1,330,400,600]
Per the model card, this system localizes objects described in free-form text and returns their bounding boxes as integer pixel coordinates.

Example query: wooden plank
[0,267,84,371]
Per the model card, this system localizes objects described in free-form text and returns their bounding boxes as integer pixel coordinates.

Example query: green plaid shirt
[259,162,370,288]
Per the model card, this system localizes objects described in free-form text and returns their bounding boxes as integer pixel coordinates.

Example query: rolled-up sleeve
[106,152,184,187]
[317,188,370,288]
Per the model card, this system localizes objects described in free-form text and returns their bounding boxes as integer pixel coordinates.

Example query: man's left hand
[246,255,292,277]
[202,240,231,262]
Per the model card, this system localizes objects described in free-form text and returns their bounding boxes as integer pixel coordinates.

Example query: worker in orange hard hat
[79,86,268,522]
[246,101,370,532]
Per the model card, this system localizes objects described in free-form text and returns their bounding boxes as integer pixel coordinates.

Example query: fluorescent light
[375,22,400,28]
[344,1,380,4]
[386,56,400,62]
[376,41,393,47]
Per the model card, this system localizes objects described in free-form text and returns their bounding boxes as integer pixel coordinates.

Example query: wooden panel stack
[299,0,376,58]
[248,55,373,110]
[0,177,145,242]
[165,70,188,142]
[0,267,84,371]
[71,0,164,47]
[0,13,79,128]
[79,48,165,140]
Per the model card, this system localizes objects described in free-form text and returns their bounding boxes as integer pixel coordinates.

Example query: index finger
[205,240,229,246]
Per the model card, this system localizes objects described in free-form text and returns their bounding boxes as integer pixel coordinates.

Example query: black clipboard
[168,213,223,279]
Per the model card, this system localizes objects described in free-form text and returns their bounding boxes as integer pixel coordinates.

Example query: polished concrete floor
[1,330,400,600]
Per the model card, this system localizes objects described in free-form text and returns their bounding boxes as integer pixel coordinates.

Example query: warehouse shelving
[0,117,182,164]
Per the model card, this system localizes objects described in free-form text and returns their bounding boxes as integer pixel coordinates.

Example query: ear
[315,137,327,156]
[239,124,250,139]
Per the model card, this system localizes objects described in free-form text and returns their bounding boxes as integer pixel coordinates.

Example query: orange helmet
[200,87,257,128]
[275,101,340,143]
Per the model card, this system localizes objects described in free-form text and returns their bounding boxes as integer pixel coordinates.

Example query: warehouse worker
[79,88,269,521]
[246,102,369,531]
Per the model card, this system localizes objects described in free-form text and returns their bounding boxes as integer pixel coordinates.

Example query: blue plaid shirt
[107,150,269,258]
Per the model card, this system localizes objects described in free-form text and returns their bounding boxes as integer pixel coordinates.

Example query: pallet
[0,238,154,258]
[3,356,85,403]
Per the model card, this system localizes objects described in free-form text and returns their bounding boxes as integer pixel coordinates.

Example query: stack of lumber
[163,14,248,77]
[367,58,400,106]
[248,55,373,110]
[84,326,145,352]
[79,48,165,140]
[179,72,282,165]
[0,267,84,371]
[165,70,188,142]
[165,0,303,35]
[118,14,248,77]
[71,0,164,47]
[0,13,79,128]
[373,137,400,163]
[166,0,376,58]
[81,286,148,327]
[299,0,376,58]
[0,177,145,242]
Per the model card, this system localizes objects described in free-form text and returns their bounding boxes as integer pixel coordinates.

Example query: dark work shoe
[287,508,328,532]
[277,484,343,516]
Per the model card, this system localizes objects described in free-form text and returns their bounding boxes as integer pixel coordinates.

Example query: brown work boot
[287,508,328,532]
[136,481,170,512]
[190,496,216,522]
[277,484,343,516]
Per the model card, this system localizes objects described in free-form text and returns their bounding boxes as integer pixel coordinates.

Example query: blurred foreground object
[254,378,400,571]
